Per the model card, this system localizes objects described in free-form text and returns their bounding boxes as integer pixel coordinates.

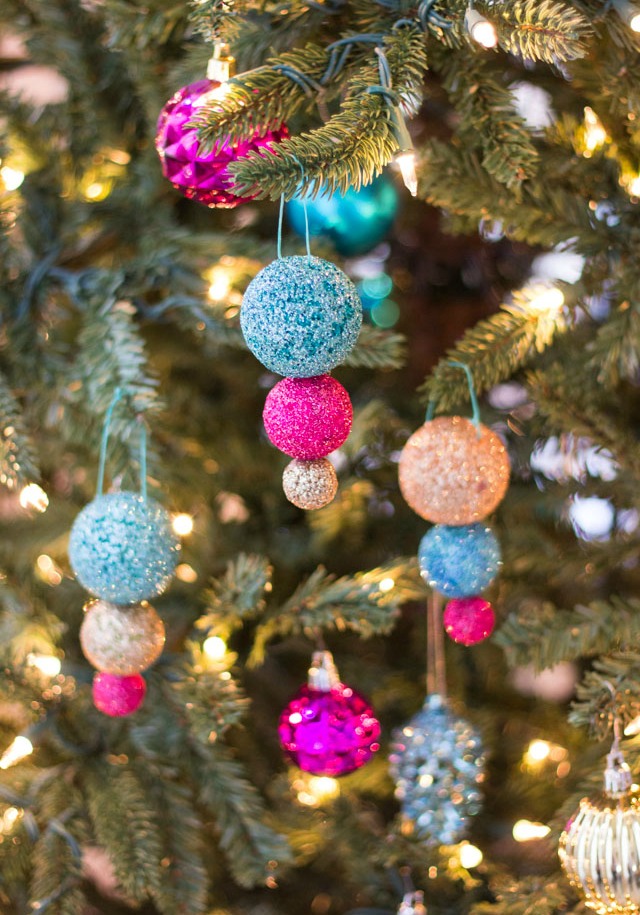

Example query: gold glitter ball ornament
[282,459,338,510]
[398,416,510,524]
[559,741,640,914]
[80,599,166,675]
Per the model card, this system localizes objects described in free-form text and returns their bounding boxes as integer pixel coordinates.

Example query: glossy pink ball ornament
[443,597,496,646]
[156,79,288,208]
[92,672,146,717]
[278,651,381,777]
[263,375,353,459]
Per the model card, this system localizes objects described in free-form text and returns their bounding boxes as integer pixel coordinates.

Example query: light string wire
[96,387,148,501]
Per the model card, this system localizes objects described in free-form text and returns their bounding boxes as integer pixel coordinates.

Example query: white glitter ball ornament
[69,492,180,604]
[80,599,166,675]
[389,693,485,845]
[560,741,640,914]
[399,416,510,524]
[282,459,338,510]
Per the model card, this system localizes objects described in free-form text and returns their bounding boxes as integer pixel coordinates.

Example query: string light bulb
[458,842,483,868]
[203,635,227,661]
[19,483,49,513]
[0,165,25,190]
[465,8,499,49]
[389,106,418,196]
[172,513,194,536]
[0,736,33,770]
[26,653,62,677]
[513,819,551,842]
[613,0,640,32]
[583,107,607,155]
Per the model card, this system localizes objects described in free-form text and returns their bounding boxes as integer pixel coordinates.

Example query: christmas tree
[2,0,640,913]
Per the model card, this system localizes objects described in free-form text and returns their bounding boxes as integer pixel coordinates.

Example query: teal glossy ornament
[286,174,399,257]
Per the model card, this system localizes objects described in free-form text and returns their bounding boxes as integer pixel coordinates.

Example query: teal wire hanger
[425,360,481,432]
[96,387,148,500]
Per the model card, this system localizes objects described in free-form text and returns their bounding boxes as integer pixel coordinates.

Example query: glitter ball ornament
[240,256,362,377]
[389,693,485,845]
[282,458,338,510]
[279,651,381,776]
[418,523,501,598]
[69,492,179,604]
[560,739,640,914]
[263,375,352,459]
[443,597,496,645]
[92,672,146,717]
[399,416,510,524]
[80,599,166,675]
[156,79,288,208]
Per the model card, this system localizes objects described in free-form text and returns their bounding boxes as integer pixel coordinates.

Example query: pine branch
[0,369,41,487]
[173,657,250,745]
[587,301,640,386]
[474,875,571,915]
[491,0,593,64]
[343,326,407,370]
[196,553,272,635]
[568,652,640,733]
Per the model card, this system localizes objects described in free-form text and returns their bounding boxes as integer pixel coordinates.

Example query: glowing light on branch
[203,636,227,661]
[0,736,33,770]
[172,513,194,536]
[19,483,49,513]
[458,842,483,868]
[26,653,61,677]
[0,166,24,190]
[513,819,551,842]
[465,8,498,48]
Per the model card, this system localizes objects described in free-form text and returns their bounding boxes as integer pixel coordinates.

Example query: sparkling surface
[156,79,288,208]
[418,523,501,598]
[443,597,496,645]
[92,672,146,717]
[399,416,510,524]
[240,255,362,377]
[282,459,338,510]
[389,693,485,845]
[69,492,180,604]
[560,793,640,914]
[80,599,166,674]
[286,174,399,257]
[263,375,352,459]
[278,683,381,777]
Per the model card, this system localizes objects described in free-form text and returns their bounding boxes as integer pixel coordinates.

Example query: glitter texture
[398,416,510,524]
[278,683,381,776]
[92,672,146,717]
[69,492,180,604]
[80,599,166,675]
[282,459,338,510]
[263,375,352,459]
[443,596,496,645]
[240,256,362,377]
[156,79,288,207]
[389,693,485,845]
[418,523,501,598]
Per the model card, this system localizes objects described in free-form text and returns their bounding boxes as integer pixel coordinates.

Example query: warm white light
[19,483,49,513]
[625,715,640,736]
[631,12,640,30]
[470,19,498,48]
[295,775,340,806]
[459,842,483,868]
[629,175,640,197]
[27,653,61,677]
[0,166,24,190]
[207,268,231,302]
[176,563,198,583]
[172,513,194,537]
[513,819,551,842]
[1,806,22,833]
[203,636,227,661]
[526,739,551,762]
[583,107,607,153]
[84,182,105,200]
[528,286,565,314]
[0,736,33,770]
[395,152,418,197]
[379,577,395,593]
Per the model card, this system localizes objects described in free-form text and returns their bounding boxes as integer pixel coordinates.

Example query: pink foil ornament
[156,79,288,208]
[263,375,353,459]
[443,596,496,646]
[92,672,146,717]
[278,651,381,776]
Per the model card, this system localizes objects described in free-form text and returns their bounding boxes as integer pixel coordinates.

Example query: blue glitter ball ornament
[417,523,501,599]
[240,255,362,377]
[69,492,180,604]
[286,174,399,257]
[389,694,485,845]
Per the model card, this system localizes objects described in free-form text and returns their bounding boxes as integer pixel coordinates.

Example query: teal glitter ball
[240,255,362,376]
[418,523,501,599]
[69,492,180,604]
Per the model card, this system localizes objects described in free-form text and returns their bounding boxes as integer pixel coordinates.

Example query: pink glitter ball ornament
[92,672,146,717]
[443,596,496,646]
[156,79,288,208]
[263,375,353,459]
[278,651,381,776]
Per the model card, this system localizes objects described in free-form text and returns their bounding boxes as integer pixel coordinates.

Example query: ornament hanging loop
[426,361,481,433]
[277,154,312,260]
[96,387,148,501]
[600,679,632,797]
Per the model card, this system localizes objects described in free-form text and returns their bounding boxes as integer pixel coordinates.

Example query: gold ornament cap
[308,651,340,692]
[207,42,236,82]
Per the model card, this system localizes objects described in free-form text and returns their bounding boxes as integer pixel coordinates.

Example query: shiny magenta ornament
[263,375,352,459]
[443,596,496,646]
[155,78,288,208]
[278,651,381,776]
[92,672,146,717]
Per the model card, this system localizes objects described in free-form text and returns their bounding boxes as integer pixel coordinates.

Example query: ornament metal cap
[308,650,340,692]
[398,891,427,915]
[604,739,633,797]
[207,42,236,81]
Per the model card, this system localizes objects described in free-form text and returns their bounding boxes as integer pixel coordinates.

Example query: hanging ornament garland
[68,390,179,717]
[156,42,288,208]
[400,362,508,646]
[559,699,640,915]
[241,197,363,509]
[278,650,381,776]
[389,593,486,844]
